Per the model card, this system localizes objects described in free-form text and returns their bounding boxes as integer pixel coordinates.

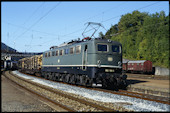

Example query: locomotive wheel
[75,75,80,85]
[54,73,59,81]
[86,78,93,87]
[107,78,118,90]
[69,74,75,84]
[65,74,70,83]
[102,79,107,89]
[80,75,86,86]
[44,72,48,79]
[51,73,55,81]
[53,74,56,81]
[41,72,45,77]
[119,80,128,89]
[58,74,62,81]
[48,73,52,80]
[47,72,51,80]
[61,74,66,82]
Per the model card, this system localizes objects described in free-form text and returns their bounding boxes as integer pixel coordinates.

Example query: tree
[105,24,118,39]
[98,32,105,38]
[107,10,169,68]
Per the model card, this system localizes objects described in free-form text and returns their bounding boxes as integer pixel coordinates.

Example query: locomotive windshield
[97,44,107,51]
[112,45,120,53]
[97,44,121,53]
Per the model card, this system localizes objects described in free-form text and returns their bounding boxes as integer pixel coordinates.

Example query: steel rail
[3,71,75,112]
[118,90,170,105]
[19,71,170,105]
[90,87,170,105]
[8,71,117,112]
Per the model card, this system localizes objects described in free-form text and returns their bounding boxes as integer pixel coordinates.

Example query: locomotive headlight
[105,69,115,72]
[110,69,115,72]
[105,69,109,72]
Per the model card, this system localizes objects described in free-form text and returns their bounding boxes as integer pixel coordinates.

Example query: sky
[1,1,169,53]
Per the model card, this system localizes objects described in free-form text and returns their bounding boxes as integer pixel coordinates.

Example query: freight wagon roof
[122,59,129,63]
[128,60,146,63]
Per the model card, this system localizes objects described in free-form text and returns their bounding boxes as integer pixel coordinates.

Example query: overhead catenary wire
[3,1,166,52]
[14,2,61,41]
[101,1,161,23]
[59,2,127,32]
[16,2,61,52]
[2,21,60,37]
[4,1,160,40]
[12,2,46,39]
[39,1,165,49]
[45,1,162,44]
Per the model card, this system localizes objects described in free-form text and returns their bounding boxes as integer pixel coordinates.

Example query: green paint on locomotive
[42,39,122,69]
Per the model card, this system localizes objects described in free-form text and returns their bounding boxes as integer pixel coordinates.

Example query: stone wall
[154,66,170,76]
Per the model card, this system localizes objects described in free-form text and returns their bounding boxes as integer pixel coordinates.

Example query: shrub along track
[3,71,118,112]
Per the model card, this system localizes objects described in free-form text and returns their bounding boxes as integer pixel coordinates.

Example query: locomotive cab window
[48,52,51,57]
[52,51,55,56]
[76,45,81,54]
[64,48,69,55]
[112,45,121,53]
[59,50,63,56]
[70,47,74,54]
[97,44,108,52]
[56,50,59,56]
[45,53,48,57]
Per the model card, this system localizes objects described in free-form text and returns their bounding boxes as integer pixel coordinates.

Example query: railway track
[93,88,170,105]
[3,71,117,112]
[19,71,170,106]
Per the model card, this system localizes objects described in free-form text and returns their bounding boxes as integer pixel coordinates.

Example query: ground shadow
[126,79,148,85]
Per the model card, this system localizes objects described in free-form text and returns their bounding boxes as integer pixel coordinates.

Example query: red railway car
[123,60,152,74]
[122,59,129,72]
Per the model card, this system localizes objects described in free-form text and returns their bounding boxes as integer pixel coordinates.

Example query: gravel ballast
[12,71,170,111]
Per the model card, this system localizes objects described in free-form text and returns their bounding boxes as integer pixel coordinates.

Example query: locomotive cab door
[82,45,88,70]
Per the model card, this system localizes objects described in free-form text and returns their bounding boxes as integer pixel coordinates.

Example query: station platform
[126,74,169,97]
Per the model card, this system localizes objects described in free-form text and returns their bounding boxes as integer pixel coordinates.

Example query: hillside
[1,42,17,53]
[105,10,169,68]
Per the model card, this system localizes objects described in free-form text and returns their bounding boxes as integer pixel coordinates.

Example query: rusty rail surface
[6,71,117,112]
[3,71,74,112]
[18,71,170,105]
[90,87,170,105]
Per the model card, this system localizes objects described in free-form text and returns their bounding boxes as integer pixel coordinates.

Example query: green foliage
[98,31,105,38]
[105,10,169,68]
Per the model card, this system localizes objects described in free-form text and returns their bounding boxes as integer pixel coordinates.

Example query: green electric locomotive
[41,37,127,89]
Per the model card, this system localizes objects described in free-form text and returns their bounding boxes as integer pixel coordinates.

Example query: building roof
[128,60,146,63]
[122,59,129,63]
